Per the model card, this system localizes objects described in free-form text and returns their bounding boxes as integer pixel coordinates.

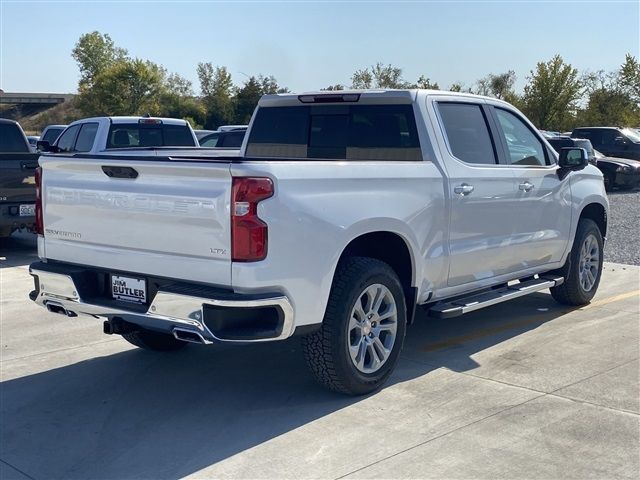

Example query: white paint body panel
[37,90,609,330]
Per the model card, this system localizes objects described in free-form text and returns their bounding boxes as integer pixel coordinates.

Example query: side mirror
[614,136,628,147]
[558,147,589,171]
[36,141,60,153]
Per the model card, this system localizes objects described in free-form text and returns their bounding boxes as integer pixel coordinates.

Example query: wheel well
[580,203,607,238]
[339,232,417,323]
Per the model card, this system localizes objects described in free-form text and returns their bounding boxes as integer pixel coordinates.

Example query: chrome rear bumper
[29,263,295,343]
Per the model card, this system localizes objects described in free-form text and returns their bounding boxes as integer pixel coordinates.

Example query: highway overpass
[0,91,74,106]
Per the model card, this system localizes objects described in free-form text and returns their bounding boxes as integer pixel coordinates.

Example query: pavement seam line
[334,392,546,480]
[457,357,640,416]
[0,459,36,480]
[1,337,123,363]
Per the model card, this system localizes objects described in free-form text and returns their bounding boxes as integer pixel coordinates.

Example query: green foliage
[413,75,439,90]
[617,54,640,105]
[197,62,235,128]
[72,32,128,89]
[520,55,582,131]
[77,59,166,116]
[475,71,516,99]
[67,32,639,133]
[322,84,345,91]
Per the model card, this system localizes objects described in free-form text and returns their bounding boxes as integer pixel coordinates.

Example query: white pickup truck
[36,116,238,157]
[29,90,608,395]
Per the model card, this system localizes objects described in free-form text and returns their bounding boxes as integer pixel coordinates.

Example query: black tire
[302,257,407,395]
[603,172,614,192]
[550,218,604,306]
[122,328,188,351]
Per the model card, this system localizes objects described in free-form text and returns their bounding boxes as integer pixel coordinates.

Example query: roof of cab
[257,89,509,107]
[67,116,189,126]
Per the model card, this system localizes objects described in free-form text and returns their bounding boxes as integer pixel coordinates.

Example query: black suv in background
[549,136,640,191]
[571,127,640,160]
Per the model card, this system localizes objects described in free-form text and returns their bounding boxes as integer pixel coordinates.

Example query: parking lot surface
[1,230,639,479]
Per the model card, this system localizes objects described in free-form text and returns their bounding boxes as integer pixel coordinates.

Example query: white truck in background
[37,116,239,157]
[29,90,608,395]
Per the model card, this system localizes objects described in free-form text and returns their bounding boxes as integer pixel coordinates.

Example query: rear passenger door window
[494,109,548,166]
[436,103,497,165]
[55,125,80,153]
[74,122,98,152]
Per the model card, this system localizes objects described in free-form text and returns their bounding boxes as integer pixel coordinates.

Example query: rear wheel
[550,218,603,306]
[302,257,407,395]
[122,328,188,351]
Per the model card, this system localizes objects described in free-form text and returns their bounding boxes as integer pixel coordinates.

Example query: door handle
[519,181,534,192]
[454,183,474,196]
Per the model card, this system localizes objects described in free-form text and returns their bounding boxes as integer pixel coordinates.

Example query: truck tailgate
[0,153,39,203]
[40,156,233,286]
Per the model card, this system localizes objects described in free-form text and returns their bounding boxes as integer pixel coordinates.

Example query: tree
[322,84,345,91]
[72,32,128,88]
[521,55,582,130]
[414,75,439,90]
[234,76,263,124]
[77,59,166,116]
[474,71,516,99]
[351,68,373,89]
[197,62,235,128]
[234,75,288,123]
[576,55,640,127]
[617,54,640,105]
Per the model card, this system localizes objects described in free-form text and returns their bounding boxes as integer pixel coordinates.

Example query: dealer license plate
[111,275,147,304]
[19,204,35,216]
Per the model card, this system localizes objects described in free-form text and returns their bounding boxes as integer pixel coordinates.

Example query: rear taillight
[231,177,273,262]
[35,166,44,235]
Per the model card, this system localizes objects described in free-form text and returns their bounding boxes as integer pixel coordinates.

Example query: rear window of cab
[246,104,422,161]
[106,124,194,148]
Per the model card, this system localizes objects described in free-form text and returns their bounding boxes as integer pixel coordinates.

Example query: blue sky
[1,0,638,94]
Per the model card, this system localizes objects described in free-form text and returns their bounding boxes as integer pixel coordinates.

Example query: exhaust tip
[46,302,69,316]
[172,328,206,344]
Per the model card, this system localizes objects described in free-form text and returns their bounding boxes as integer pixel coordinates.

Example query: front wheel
[550,218,604,306]
[302,257,407,395]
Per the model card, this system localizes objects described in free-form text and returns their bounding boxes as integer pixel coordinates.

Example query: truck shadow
[0,230,37,268]
[1,292,572,479]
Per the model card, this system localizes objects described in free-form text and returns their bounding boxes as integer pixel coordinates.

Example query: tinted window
[495,109,547,166]
[56,125,80,152]
[573,129,602,147]
[437,103,497,165]
[74,123,99,152]
[106,124,195,148]
[199,132,220,147]
[246,104,422,160]
[163,125,196,146]
[218,131,245,147]
[42,127,65,144]
[0,123,29,152]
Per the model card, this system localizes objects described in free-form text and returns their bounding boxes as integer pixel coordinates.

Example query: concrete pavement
[1,232,638,479]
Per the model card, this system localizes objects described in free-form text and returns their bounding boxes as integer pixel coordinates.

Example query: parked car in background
[38,124,67,148]
[30,89,608,394]
[572,127,640,160]
[539,130,560,139]
[198,127,247,148]
[194,129,216,140]
[26,135,40,152]
[0,119,39,237]
[217,124,247,132]
[548,136,640,190]
[38,117,201,156]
